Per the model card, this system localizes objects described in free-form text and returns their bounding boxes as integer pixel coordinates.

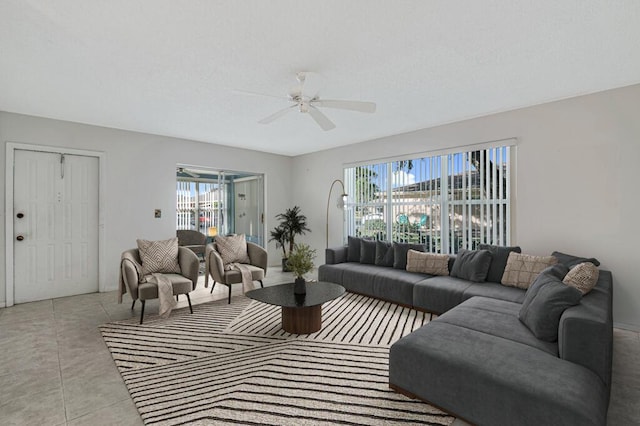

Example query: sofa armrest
[205,243,225,287]
[247,242,268,275]
[178,247,200,290]
[325,246,348,264]
[121,251,142,300]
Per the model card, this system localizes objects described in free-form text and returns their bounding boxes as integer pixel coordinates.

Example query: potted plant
[286,243,317,294]
[269,206,311,271]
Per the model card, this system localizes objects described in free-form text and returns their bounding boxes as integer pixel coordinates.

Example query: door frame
[5,142,106,307]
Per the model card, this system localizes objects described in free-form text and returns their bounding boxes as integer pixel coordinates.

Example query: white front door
[13,149,99,303]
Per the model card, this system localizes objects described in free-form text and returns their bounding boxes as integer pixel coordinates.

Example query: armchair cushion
[215,234,250,264]
[136,238,181,278]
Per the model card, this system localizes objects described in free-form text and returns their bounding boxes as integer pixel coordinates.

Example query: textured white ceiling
[1,1,639,156]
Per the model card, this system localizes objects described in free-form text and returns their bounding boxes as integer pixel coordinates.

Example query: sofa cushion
[406,250,449,276]
[501,252,558,289]
[479,244,522,283]
[136,238,182,277]
[563,262,600,294]
[372,268,432,306]
[374,241,394,267]
[552,250,600,268]
[215,234,250,264]
[347,236,362,262]
[359,239,377,264]
[437,296,558,355]
[519,264,582,342]
[389,320,608,426]
[393,242,424,270]
[450,248,492,282]
[412,276,472,314]
[462,281,526,304]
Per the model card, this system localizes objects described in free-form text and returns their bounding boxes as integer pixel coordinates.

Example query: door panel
[14,150,99,303]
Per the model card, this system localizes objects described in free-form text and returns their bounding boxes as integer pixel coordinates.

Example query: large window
[344,142,514,254]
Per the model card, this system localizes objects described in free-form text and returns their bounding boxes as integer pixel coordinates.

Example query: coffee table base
[282,305,321,334]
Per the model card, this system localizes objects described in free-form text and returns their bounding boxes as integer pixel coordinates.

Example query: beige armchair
[120,247,199,323]
[176,230,207,260]
[205,242,268,303]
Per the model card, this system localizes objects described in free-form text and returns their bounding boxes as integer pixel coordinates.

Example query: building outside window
[344,141,514,254]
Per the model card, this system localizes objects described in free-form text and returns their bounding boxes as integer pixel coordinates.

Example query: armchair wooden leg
[131,300,136,310]
[176,295,179,301]
[140,300,146,324]
[228,285,232,304]
[210,281,216,294]
[259,280,264,288]
[186,293,193,314]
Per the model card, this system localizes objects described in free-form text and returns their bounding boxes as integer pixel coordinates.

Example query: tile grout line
[53,299,70,424]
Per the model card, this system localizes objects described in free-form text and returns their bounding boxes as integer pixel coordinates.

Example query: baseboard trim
[614,322,640,332]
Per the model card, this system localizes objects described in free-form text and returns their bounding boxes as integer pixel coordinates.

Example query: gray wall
[1,112,292,305]
[292,83,640,329]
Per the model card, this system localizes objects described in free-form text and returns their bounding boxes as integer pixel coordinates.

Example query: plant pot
[282,258,291,272]
[294,277,306,295]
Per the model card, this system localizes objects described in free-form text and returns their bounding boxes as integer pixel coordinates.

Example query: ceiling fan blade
[308,105,336,131]
[311,99,376,113]
[258,105,296,124]
[232,89,289,101]
[297,71,321,100]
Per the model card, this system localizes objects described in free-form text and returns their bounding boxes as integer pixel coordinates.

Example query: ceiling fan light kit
[249,72,376,131]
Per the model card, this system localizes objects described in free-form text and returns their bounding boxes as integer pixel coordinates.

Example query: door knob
[16,212,24,219]
[16,235,24,241]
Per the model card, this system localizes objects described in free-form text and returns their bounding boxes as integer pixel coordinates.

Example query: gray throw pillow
[551,251,600,268]
[519,264,582,342]
[450,248,492,282]
[360,239,377,264]
[347,236,362,263]
[375,241,394,267]
[136,237,181,277]
[393,242,425,270]
[479,244,522,283]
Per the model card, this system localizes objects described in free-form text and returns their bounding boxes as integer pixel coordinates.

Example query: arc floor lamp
[326,179,348,248]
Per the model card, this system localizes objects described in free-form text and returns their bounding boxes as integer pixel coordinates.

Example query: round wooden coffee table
[245,281,345,334]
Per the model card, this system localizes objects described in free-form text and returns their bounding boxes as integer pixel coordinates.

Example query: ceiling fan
[243,72,376,131]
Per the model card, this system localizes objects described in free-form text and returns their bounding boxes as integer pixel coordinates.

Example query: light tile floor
[1,269,638,425]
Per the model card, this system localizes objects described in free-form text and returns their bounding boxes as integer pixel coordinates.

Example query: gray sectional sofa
[318,242,613,426]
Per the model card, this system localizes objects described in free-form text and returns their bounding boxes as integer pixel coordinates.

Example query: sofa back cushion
[501,252,558,289]
[393,242,425,270]
[552,250,600,268]
[479,244,522,283]
[450,249,492,282]
[347,236,362,262]
[519,264,581,342]
[375,241,394,267]
[360,239,377,264]
[406,250,449,275]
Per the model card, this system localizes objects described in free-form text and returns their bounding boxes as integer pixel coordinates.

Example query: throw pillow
[479,244,522,283]
[501,252,558,289]
[374,241,394,267]
[360,239,377,264]
[347,236,362,263]
[393,242,425,270]
[551,251,600,268]
[136,237,181,277]
[519,264,581,342]
[563,262,600,295]
[406,250,449,276]
[215,234,250,265]
[450,249,492,282]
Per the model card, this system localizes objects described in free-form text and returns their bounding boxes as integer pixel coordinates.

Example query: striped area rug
[100,292,454,425]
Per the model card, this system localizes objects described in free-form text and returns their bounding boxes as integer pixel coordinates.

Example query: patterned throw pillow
[136,238,181,277]
[501,252,558,289]
[215,234,250,265]
[563,262,600,294]
[406,250,449,276]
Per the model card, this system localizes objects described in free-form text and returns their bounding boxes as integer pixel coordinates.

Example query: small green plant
[286,243,317,279]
